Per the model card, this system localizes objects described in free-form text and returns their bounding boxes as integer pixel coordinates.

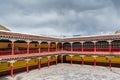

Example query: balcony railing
[0,48,120,56]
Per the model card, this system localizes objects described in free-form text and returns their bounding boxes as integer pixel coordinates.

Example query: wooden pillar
[38,57,41,70]
[27,41,30,54]
[70,55,73,64]
[48,42,51,52]
[70,42,73,51]
[80,41,84,52]
[56,42,58,52]
[92,56,97,67]
[61,55,63,63]
[107,40,112,53]
[11,41,15,55]
[93,41,97,52]
[8,60,16,77]
[62,42,64,51]
[47,56,51,68]
[38,41,42,53]
[55,55,58,65]
[80,55,85,66]
[25,59,30,73]
[106,56,113,69]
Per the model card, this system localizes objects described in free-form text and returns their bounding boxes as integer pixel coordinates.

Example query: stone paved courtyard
[1,64,120,80]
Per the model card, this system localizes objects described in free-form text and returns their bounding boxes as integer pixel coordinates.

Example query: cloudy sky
[0,0,120,37]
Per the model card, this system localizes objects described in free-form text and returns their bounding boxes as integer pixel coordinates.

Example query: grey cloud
[0,0,120,36]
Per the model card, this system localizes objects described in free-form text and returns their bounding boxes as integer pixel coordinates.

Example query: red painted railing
[111,48,120,52]
[83,48,94,52]
[96,48,109,52]
[0,51,11,55]
[41,49,48,52]
[29,50,39,53]
[0,48,120,56]
[73,48,82,51]
[50,49,56,52]
[14,50,27,55]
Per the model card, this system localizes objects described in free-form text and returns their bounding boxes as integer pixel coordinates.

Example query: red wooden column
[70,55,73,64]
[55,55,58,65]
[80,41,84,52]
[92,56,97,67]
[56,42,58,52]
[38,57,41,70]
[80,55,85,66]
[9,60,16,77]
[25,59,30,73]
[11,41,15,55]
[70,42,73,51]
[48,42,51,52]
[47,56,51,68]
[38,41,42,53]
[27,41,30,54]
[61,55,63,63]
[109,59,112,68]
[106,56,113,68]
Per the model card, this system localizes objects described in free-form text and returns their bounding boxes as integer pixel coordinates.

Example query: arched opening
[111,40,120,52]
[41,42,48,52]
[83,42,94,52]
[73,42,82,51]
[29,41,39,53]
[63,42,71,51]
[14,40,27,54]
[0,39,12,55]
[50,42,56,52]
[96,41,109,52]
